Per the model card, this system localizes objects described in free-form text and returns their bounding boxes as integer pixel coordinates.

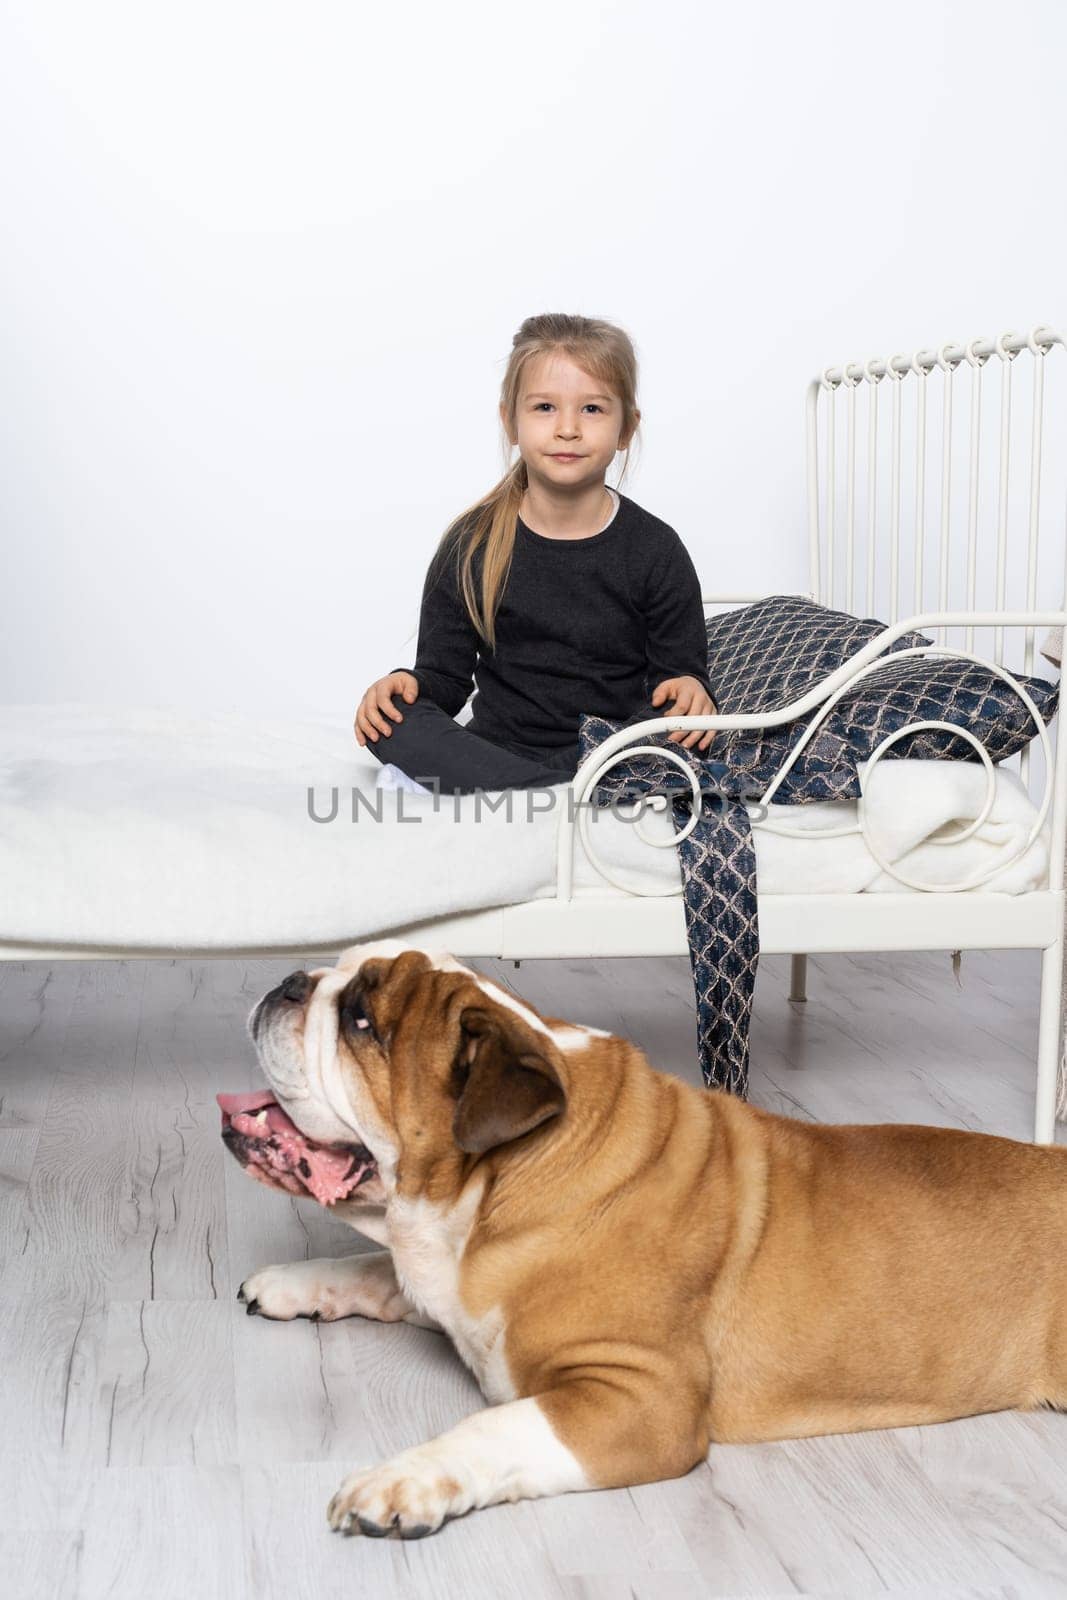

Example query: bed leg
[789,954,808,1003]
[1034,939,1063,1144]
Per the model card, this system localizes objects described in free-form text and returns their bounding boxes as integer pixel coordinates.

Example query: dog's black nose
[280,971,313,1004]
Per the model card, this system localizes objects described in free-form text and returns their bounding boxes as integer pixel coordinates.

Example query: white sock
[374,763,432,797]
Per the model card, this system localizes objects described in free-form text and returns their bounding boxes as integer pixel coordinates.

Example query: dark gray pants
[366,694,680,795]
[365,696,581,794]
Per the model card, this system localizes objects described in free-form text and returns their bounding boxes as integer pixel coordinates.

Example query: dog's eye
[342,992,372,1033]
[449,1058,470,1097]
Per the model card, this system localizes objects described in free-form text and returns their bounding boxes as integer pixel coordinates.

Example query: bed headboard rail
[806,327,1067,673]
[804,325,1067,806]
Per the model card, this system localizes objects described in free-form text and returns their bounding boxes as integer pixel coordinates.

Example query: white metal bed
[5,326,1066,1141]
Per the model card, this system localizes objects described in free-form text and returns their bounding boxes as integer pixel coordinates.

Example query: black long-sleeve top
[393,492,712,753]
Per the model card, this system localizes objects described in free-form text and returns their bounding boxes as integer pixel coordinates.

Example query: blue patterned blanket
[576,595,1059,1099]
[573,724,762,1097]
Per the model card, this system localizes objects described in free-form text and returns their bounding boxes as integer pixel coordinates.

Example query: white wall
[2,0,1065,719]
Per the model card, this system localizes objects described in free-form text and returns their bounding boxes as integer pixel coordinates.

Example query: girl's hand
[650,676,718,751]
[354,672,419,746]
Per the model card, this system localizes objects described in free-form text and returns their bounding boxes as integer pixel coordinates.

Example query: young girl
[354,312,717,794]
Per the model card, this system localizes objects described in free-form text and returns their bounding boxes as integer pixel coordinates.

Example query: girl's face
[502,351,636,493]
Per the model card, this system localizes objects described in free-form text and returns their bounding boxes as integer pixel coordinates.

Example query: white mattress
[0,705,1049,950]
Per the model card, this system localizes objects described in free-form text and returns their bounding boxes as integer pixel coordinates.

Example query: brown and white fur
[236,941,1067,1540]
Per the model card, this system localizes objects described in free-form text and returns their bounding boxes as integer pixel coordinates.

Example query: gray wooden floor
[1,950,1064,1600]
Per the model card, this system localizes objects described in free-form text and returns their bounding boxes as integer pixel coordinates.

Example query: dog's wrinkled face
[219,940,569,1211]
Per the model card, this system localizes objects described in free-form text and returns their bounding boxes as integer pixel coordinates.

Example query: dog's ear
[451,1002,566,1156]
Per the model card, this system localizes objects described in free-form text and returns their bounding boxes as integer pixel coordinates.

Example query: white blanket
[0,705,1048,950]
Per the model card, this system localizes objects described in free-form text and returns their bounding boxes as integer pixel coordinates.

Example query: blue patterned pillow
[577,595,1058,804]
[822,653,1058,772]
[703,595,932,798]
[704,595,928,711]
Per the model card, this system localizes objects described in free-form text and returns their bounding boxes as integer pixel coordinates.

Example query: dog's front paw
[237,1258,348,1321]
[237,1250,418,1324]
[327,1451,467,1539]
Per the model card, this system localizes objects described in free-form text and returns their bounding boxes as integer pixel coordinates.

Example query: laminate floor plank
[0,960,147,1539]
[0,961,85,1272]
[236,1460,572,1600]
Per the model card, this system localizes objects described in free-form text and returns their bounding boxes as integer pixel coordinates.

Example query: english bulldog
[219,940,1067,1541]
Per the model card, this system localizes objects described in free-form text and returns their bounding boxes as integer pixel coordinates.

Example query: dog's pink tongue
[216,1090,375,1206]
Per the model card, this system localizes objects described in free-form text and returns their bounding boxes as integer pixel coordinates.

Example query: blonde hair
[434,313,641,653]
